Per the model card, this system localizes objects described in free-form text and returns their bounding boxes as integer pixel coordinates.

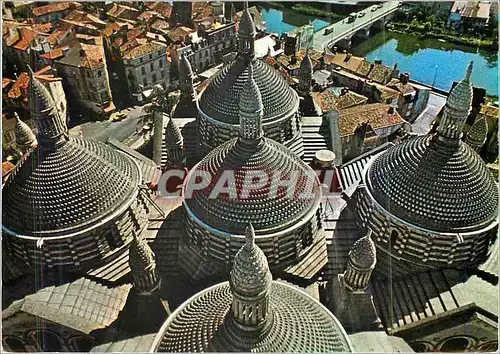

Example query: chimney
[388,106,395,114]
[341,87,349,96]
[401,72,409,84]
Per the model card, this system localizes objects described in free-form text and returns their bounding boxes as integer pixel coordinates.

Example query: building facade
[122,41,170,103]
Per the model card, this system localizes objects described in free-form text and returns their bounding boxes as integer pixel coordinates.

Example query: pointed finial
[239,63,263,140]
[28,66,68,146]
[465,61,473,81]
[245,223,255,247]
[243,1,248,10]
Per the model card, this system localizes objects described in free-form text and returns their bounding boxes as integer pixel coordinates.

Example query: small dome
[238,6,256,37]
[14,113,36,148]
[129,235,156,273]
[299,51,313,75]
[367,135,498,232]
[466,116,488,148]
[199,58,299,125]
[349,234,376,269]
[230,224,272,297]
[165,118,183,147]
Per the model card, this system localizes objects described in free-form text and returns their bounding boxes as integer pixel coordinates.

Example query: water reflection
[351,32,498,96]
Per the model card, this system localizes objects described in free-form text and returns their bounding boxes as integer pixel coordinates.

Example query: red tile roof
[8,72,29,99]
[32,2,80,17]
[3,78,13,89]
[40,47,65,60]
[2,162,15,179]
[145,2,172,18]
[338,103,405,137]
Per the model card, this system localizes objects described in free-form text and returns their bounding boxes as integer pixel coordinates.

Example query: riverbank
[351,31,498,96]
[387,22,497,50]
[268,2,342,22]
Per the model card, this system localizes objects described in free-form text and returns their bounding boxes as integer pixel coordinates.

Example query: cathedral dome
[199,57,299,125]
[152,226,352,353]
[184,136,320,234]
[187,62,319,235]
[366,128,497,233]
[3,69,141,237]
[365,62,498,233]
[3,136,140,236]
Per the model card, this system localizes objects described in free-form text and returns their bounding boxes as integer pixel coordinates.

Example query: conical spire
[237,1,255,59]
[14,112,37,150]
[129,232,162,295]
[436,62,474,143]
[179,53,195,101]
[166,117,183,147]
[230,223,272,330]
[298,49,313,96]
[239,64,263,141]
[244,222,255,248]
[466,115,488,152]
[28,65,68,147]
[344,232,377,291]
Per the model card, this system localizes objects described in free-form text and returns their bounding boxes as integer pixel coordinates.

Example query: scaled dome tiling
[184,138,321,234]
[199,58,299,125]
[3,136,140,236]
[367,134,498,232]
[153,282,353,352]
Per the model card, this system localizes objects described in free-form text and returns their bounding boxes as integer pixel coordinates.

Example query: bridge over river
[312,2,401,51]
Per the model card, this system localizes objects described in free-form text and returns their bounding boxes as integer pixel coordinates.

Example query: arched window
[69,336,93,352]
[33,330,62,351]
[4,336,25,352]
[439,337,472,352]
[390,230,398,248]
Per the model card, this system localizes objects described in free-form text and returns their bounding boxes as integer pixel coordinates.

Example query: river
[260,7,331,35]
[350,31,498,96]
[261,7,498,97]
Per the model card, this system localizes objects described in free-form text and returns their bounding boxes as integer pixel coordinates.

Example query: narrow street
[411,92,447,135]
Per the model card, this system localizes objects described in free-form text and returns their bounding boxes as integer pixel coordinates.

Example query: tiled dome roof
[367,134,498,232]
[230,224,272,297]
[466,116,488,148]
[349,234,376,269]
[184,137,321,234]
[199,57,299,124]
[3,136,141,235]
[14,113,36,148]
[152,281,352,353]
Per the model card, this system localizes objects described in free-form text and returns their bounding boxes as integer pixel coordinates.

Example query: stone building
[172,19,237,74]
[122,41,170,104]
[180,64,324,282]
[152,224,353,352]
[53,34,115,118]
[338,103,407,161]
[196,3,303,157]
[350,62,498,276]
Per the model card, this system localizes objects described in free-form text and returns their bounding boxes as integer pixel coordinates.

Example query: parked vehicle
[324,27,333,35]
[347,13,357,23]
[111,111,127,121]
[358,12,365,17]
